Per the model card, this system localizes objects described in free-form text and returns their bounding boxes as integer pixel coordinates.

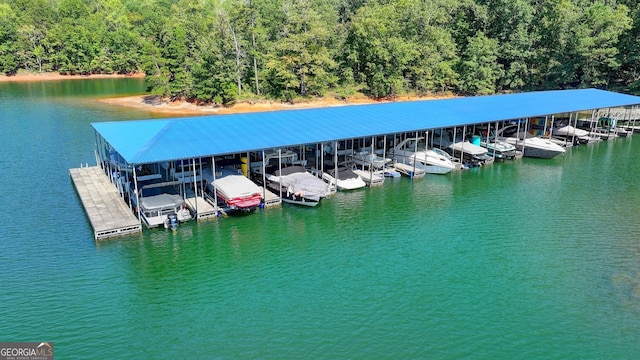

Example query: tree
[616,1,640,93]
[479,0,537,90]
[533,0,582,88]
[456,32,502,95]
[346,1,417,98]
[569,3,631,88]
[401,0,461,94]
[262,0,339,99]
[0,3,19,74]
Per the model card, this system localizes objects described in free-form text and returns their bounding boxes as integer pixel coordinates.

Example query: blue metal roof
[92,88,640,165]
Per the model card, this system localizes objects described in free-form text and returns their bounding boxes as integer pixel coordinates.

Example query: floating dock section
[70,166,141,241]
[393,162,426,178]
[185,196,219,220]
[261,186,282,207]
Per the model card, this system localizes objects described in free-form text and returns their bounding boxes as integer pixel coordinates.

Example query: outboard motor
[166,213,179,231]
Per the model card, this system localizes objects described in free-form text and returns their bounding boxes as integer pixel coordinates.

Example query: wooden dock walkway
[394,162,426,178]
[261,187,281,207]
[70,166,141,241]
[185,196,219,220]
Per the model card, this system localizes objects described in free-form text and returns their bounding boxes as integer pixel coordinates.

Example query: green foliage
[456,32,502,95]
[0,3,19,74]
[2,0,638,100]
[616,1,640,92]
[346,1,415,98]
[261,0,339,98]
[571,3,631,87]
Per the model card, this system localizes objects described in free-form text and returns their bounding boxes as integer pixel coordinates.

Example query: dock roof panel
[92,88,640,164]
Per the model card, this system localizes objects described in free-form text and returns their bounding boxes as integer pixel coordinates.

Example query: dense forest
[1,0,638,103]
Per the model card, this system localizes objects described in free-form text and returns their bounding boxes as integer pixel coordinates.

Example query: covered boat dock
[73,88,640,239]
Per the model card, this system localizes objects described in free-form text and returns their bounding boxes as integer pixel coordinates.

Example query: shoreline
[98,94,453,116]
[1,71,452,115]
[0,72,145,83]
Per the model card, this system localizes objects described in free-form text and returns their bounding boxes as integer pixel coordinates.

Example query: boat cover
[213,174,262,200]
[140,193,183,210]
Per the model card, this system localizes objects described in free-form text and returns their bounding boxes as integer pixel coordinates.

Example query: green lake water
[1,80,640,359]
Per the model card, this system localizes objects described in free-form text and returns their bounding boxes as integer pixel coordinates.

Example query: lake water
[1,79,640,359]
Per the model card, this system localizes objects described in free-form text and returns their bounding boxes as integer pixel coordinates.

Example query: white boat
[450,140,494,165]
[269,165,332,206]
[350,149,399,179]
[472,127,517,160]
[553,125,600,144]
[430,147,467,170]
[390,137,457,174]
[351,168,385,186]
[130,181,192,229]
[317,167,367,191]
[432,130,493,166]
[250,150,330,207]
[498,125,566,159]
[614,127,630,137]
[351,151,390,169]
[482,139,517,159]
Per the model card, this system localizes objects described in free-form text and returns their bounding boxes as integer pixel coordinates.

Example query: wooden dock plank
[393,162,426,178]
[260,186,281,207]
[186,196,219,220]
[70,166,141,241]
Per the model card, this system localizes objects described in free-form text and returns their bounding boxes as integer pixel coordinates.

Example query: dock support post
[212,156,218,208]
[370,136,375,178]
[192,158,198,216]
[523,118,529,152]
[261,151,266,203]
[320,143,324,175]
[94,131,101,167]
[133,165,142,228]
[383,135,387,167]
[412,131,418,178]
[460,126,466,164]
[452,127,457,162]
[334,140,339,189]
[278,149,283,200]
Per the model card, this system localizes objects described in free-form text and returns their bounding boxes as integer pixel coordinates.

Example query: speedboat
[350,150,398,180]
[553,125,600,145]
[317,167,367,191]
[351,151,390,169]
[498,125,565,159]
[473,127,517,160]
[389,137,457,174]
[432,130,493,167]
[481,138,517,160]
[449,140,494,165]
[430,147,467,170]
